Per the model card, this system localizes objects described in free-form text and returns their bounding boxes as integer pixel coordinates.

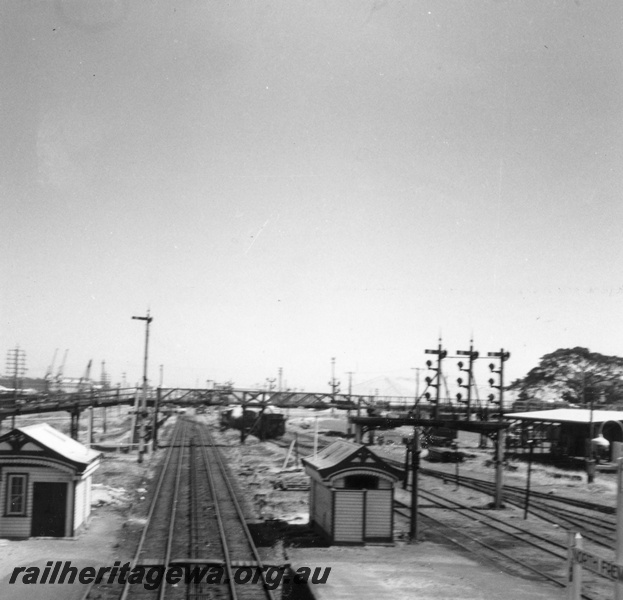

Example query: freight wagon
[219,406,286,440]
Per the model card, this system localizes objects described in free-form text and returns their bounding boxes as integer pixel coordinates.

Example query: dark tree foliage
[508,347,623,405]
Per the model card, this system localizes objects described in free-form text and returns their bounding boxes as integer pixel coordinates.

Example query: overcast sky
[1,1,621,393]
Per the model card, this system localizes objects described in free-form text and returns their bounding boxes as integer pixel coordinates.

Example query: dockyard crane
[76,360,93,394]
[43,348,58,393]
[54,349,69,392]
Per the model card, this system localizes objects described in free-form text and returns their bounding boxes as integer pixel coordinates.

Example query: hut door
[31,482,67,537]
[364,490,392,541]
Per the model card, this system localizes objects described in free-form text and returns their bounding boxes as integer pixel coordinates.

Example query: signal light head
[489,363,495,371]
[457,361,463,369]
[488,394,495,402]
[426,360,432,368]
[457,377,463,385]
[488,378,495,386]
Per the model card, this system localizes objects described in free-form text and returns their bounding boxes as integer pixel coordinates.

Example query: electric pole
[346,371,355,436]
[132,310,153,464]
[5,346,26,428]
[328,357,340,400]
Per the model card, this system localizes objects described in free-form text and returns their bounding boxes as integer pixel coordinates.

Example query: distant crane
[55,349,69,392]
[44,348,58,393]
[76,360,93,394]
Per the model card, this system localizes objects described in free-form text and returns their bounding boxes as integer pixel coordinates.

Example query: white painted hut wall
[0,466,73,539]
[313,480,333,538]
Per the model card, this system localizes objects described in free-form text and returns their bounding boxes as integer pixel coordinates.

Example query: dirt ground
[0,411,583,599]
[210,417,567,600]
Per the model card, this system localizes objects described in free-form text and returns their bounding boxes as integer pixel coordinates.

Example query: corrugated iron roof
[17,423,100,464]
[506,408,623,424]
[303,440,362,471]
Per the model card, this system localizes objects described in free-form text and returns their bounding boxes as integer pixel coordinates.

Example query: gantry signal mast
[456,340,479,421]
[424,339,447,419]
[488,348,510,509]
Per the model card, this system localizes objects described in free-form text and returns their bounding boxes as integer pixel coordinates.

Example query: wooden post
[567,531,582,600]
[615,458,623,600]
[314,417,319,455]
[87,406,93,447]
[152,387,161,448]
[410,427,421,541]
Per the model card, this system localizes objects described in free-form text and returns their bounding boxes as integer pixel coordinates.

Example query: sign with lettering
[572,549,623,582]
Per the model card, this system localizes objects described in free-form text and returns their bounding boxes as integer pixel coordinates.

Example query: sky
[1,0,622,395]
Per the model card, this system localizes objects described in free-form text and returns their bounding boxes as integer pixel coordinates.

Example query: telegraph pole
[132,310,153,464]
[346,371,354,437]
[488,348,510,509]
[328,357,340,400]
[5,346,26,428]
[410,367,422,414]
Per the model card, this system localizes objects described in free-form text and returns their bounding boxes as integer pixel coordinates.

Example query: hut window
[6,474,27,516]
[344,475,378,490]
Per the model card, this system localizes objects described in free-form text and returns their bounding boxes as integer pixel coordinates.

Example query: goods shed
[301,440,401,545]
[505,409,623,459]
[0,423,101,539]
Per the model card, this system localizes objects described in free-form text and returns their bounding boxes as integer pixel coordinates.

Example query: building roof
[301,440,401,481]
[0,423,101,468]
[505,408,623,424]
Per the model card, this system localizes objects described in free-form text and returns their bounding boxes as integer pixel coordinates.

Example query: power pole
[346,371,354,436]
[328,357,340,400]
[488,348,510,509]
[5,346,26,428]
[278,367,283,393]
[410,367,422,414]
[132,310,153,464]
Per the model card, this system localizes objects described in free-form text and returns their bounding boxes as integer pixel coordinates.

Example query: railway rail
[84,416,278,600]
[393,489,611,600]
[271,427,619,599]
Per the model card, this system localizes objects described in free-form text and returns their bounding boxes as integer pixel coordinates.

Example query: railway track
[85,416,278,600]
[270,428,619,599]
[414,467,617,548]
[393,488,611,600]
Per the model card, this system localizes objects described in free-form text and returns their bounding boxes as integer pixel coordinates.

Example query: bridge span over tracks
[0,386,392,439]
[0,384,499,441]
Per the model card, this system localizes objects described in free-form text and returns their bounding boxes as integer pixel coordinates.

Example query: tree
[509,347,623,405]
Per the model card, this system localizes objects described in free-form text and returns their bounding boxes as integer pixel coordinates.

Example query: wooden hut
[0,423,101,539]
[301,440,401,545]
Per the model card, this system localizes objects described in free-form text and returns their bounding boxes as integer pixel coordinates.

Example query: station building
[302,440,401,545]
[505,408,623,460]
[0,423,101,539]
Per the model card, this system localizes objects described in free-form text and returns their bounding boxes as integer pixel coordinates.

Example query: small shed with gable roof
[0,423,101,539]
[301,440,401,545]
